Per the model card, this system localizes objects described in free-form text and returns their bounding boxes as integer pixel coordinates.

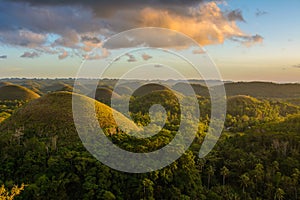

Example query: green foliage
[0,100,24,123]
[0,79,300,199]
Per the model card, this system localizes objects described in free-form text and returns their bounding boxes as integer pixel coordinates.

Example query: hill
[88,87,121,105]
[132,83,170,97]
[171,82,300,99]
[114,86,133,96]
[130,89,181,114]
[226,95,276,119]
[260,114,300,133]
[227,95,299,118]
[40,82,74,93]
[130,88,182,128]
[0,91,139,136]
[225,82,300,98]
[0,84,40,101]
[172,83,209,97]
[20,80,43,95]
[0,81,13,87]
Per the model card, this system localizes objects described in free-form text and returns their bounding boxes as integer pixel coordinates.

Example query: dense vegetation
[0,79,300,199]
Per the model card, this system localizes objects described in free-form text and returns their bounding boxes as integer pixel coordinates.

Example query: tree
[253,163,264,189]
[102,191,116,200]
[0,184,26,200]
[291,168,299,199]
[207,165,215,189]
[142,178,154,200]
[240,173,250,194]
[274,188,285,200]
[272,161,279,174]
[220,166,229,186]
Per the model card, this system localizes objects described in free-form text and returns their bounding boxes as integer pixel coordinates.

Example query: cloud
[20,51,39,58]
[226,9,245,22]
[256,9,268,17]
[0,1,106,53]
[0,1,106,33]
[142,53,152,61]
[0,0,264,60]
[0,29,46,48]
[193,48,206,54]
[0,55,7,59]
[103,28,196,50]
[292,64,300,69]
[134,3,257,46]
[58,50,68,60]
[81,35,101,44]
[7,0,205,17]
[81,35,102,52]
[83,47,110,60]
[126,53,137,62]
[53,29,80,48]
[231,34,263,47]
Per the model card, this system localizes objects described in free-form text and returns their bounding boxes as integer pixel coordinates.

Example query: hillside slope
[0,84,40,101]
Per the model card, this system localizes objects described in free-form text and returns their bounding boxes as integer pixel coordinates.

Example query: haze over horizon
[0,0,300,82]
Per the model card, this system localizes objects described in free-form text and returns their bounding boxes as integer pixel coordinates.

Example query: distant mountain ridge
[0,79,300,99]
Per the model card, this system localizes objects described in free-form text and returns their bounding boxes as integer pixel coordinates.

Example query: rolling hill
[130,87,182,127]
[0,81,13,87]
[226,95,273,119]
[132,83,172,97]
[0,84,40,101]
[0,91,139,136]
[172,82,209,97]
[114,86,133,96]
[88,87,121,105]
[130,89,181,114]
[41,82,74,93]
[225,82,300,98]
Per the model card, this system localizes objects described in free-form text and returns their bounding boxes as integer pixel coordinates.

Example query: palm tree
[274,188,285,200]
[240,173,250,194]
[142,178,154,200]
[220,166,229,185]
[198,158,206,172]
[207,165,215,189]
[272,161,279,173]
[292,168,299,199]
[253,163,264,186]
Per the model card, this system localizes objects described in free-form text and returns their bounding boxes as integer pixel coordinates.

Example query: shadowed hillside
[132,83,170,97]
[225,82,300,98]
[41,82,74,93]
[172,83,209,97]
[20,80,43,95]
[88,87,121,106]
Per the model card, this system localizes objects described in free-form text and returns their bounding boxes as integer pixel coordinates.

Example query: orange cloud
[138,2,260,46]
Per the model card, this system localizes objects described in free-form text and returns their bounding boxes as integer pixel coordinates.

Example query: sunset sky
[0,0,299,82]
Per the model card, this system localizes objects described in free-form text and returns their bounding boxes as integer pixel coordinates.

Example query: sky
[0,0,299,82]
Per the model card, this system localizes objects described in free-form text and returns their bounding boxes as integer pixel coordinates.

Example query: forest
[0,79,300,200]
